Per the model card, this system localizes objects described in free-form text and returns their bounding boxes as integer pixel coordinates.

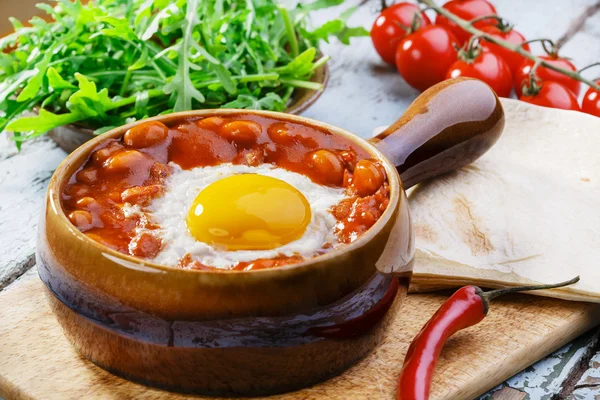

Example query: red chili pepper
[397,276,580,400]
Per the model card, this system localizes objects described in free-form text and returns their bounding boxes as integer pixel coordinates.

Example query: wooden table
[1,0,599,398]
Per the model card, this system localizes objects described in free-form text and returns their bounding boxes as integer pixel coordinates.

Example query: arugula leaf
[140,3,178,40]
[223,93,285,111]
[0,27,36,51]
[16,57,51,101]
[303,6,369,45]
[337,26,370,45]
[0,70,37,102]
[163,0,205,111]
[0,98,36,133]
[274,48,316,78]
[94,16,138,41]
[211,64,236,94]
[66,73,113,118]
[128,47,150,71]
[47,67,77,90]
[7,109,82,134]
[35,3,59,19]
[302,0,345,11]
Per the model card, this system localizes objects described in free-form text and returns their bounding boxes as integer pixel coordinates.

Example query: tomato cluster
[371,0,600,117]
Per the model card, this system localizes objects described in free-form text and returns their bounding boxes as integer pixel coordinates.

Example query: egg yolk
[186,174,312,251]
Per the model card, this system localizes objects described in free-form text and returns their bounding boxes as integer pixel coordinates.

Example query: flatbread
[408,99,600,302]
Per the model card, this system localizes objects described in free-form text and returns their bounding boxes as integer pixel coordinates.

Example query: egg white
[126,163,348,270]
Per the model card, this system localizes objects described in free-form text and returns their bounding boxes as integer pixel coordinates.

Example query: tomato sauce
[61,114,390,271]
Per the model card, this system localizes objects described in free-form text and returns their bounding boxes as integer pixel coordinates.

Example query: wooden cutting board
[1,277,599,400]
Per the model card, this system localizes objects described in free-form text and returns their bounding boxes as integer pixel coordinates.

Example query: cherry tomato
[395,25,458,92]
[479,25,530,73]
[436,0,497,46]
[446,51,513,97]
[514,56,580,97]
[519,81,580,111]
[371,3,431,65]
[581,81,600,117]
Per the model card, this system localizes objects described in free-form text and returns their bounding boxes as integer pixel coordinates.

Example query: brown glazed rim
[48,109,401,279]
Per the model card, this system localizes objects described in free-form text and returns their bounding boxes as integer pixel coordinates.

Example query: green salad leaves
[0,0,367,147]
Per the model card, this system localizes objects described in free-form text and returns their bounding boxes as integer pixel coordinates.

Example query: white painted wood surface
[1,0,599,397]
[572,345,600,399]
[0,135,65,289]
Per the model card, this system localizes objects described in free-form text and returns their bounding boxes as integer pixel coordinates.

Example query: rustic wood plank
[490,387,527,400]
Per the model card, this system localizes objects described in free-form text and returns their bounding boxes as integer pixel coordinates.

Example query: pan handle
[369,78,505,189]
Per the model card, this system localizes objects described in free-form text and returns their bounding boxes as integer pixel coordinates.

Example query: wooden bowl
[37,78,504,395]
[47,64,329,154]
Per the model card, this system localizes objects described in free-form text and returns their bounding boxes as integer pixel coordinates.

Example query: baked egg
[127,163,348,270]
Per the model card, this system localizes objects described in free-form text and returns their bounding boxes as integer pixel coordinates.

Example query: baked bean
[91,141,123,165]
[220,120,261,146]
[267,123,318,148]
[267,123,293,145]
[308,149,345,186]
[76,167,99,184]
[195,116,226,130]
[76,197,100,210]
[68,210,93,229]
[123,121,169,148]
[353,160,385,197]
[121,185,165,206]
[103,150,148,173]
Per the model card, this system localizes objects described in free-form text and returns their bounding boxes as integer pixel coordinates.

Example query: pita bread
[408,99,600,302]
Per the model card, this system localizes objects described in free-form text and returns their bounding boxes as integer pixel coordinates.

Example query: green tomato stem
[519,38,558,57]
[467,14,506,28]
[522,60,543,97]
